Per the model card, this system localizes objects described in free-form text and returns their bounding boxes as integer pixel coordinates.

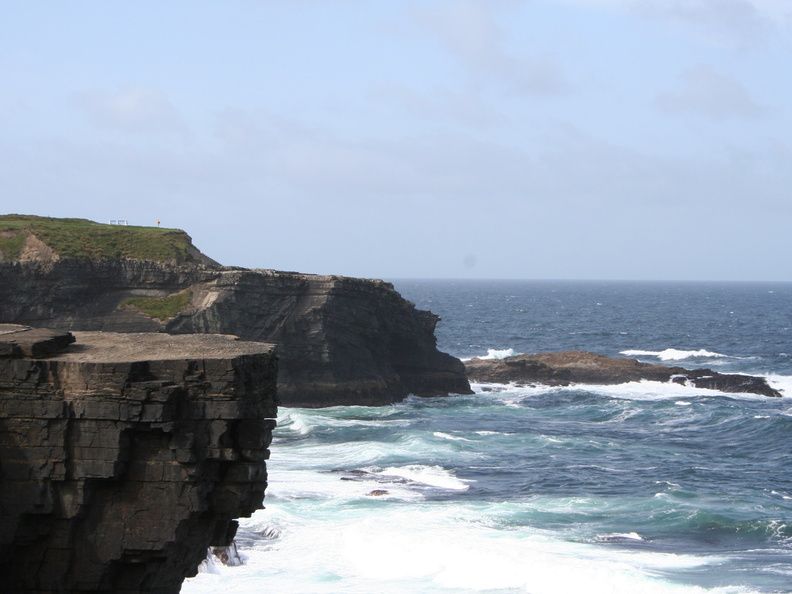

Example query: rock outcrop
[465,351,782,398]
[0,258,471,407]
[0,325,278,593]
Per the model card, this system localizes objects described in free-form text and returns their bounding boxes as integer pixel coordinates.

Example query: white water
[620,348,733,361]
[184,502,749,594]
[185,278,792,593]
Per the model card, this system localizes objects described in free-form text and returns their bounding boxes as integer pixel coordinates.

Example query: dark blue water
[394,280,792,592]
[394,279,792,375]
[185,280,792,594]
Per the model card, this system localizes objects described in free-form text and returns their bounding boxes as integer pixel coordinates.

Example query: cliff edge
[0,215,471,406]
[0,325,278,593]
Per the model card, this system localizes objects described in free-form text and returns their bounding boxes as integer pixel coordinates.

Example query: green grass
[122,289,193,321]
[0,230,27,260]
[0,214,200,263]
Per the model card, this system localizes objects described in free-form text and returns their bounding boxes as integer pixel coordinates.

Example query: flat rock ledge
[0,326,278,593]
[465,351,782,398]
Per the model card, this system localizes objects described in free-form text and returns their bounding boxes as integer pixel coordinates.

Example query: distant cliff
[0,325,277,593]
[0,215,471,406]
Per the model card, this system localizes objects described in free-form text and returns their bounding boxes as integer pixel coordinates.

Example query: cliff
[0,258,471,406]
[0,214,219,266]
[465,351,782,397]
[0,325,278,593]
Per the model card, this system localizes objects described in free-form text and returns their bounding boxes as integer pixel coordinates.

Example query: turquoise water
[184,281,792,593]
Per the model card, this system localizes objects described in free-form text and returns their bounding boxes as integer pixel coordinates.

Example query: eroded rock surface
[0,326,278,593]
[0,260,471,406]
[465,351,781,397]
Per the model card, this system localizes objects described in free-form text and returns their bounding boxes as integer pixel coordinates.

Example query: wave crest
[621,348,730,361]
[479,348,519,360]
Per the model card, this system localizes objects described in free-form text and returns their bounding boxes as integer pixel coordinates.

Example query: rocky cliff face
[0,326,278,593]
[0,259,471,406]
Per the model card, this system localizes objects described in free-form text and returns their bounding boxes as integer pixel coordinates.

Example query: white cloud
[656,64,765,119]
[633,0,769,43]
[552,0,792,44]
[70,86,189,136]
[410,0,569,95]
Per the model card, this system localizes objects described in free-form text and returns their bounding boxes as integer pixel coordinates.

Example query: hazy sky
[2,1,791,281]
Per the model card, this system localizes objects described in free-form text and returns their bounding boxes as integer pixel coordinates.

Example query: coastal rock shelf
[0,259,470,407]
[465,351,782,397]
[0,326,278,593]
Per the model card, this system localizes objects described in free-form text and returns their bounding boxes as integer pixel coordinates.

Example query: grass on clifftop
[0,229,27,261]
[0,214,200,263]
[122,290,193,321]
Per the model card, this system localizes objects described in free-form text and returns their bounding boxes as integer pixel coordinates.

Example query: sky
[2,0,791,281]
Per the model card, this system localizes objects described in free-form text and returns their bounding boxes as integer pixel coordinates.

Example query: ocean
[183,280,792,594]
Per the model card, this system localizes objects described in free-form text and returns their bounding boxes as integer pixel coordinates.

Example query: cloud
[410,0,569,95]
[656,64,766,119]
[552,0,792,44]
[633,0,770,44]
[70,86,189,136]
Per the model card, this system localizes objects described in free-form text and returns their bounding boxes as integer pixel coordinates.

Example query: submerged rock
[465,351,782,397]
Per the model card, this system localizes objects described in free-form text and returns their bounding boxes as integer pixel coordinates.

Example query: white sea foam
[376,464,471,491]
[563,379,774,401]
[184,502,743,594]
[470,381,512,393]
[621,348,732,361]
[597,532,646,542]
[765,373,792,397]
[433,431,472,441]
[266,466,428,503]
[276,410,313,436]
[477,348,519,360]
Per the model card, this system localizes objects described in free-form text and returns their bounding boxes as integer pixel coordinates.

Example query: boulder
[0,323,75,357]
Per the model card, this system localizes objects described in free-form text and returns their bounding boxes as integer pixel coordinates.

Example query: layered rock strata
[0,259,471,406]
[465,351,782,398]
[0,326,278,593]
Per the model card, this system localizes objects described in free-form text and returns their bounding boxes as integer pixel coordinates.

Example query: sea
[183,280,792,594]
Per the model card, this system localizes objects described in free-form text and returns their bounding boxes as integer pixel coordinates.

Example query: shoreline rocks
[465,351,782,398]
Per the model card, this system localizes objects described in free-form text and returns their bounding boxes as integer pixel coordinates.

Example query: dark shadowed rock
[0,327,278,593]
[0,259,471,406]
[0,323,75,358]
[465,351,782,397]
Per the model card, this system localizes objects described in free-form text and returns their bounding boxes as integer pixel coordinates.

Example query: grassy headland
[0,214,208,264]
